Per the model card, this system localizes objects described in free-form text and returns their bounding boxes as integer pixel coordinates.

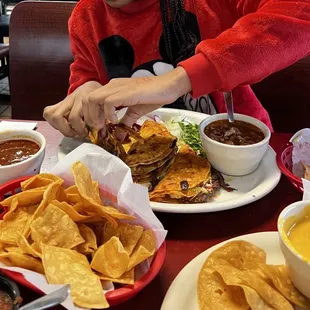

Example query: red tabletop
[0,121,301,309]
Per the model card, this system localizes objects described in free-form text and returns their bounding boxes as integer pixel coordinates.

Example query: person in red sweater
[43,0,310,137]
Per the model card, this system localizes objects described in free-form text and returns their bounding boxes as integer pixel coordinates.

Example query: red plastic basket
[276,143,303,193]
[0,177,166,306]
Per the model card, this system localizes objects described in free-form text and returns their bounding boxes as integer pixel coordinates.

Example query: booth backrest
[10,1,75,120]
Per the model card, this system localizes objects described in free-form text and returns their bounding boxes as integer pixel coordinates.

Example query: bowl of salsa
[278,200,310,299]
[0,129,46,185]
[0,275,22,310]
[199,113,271,176]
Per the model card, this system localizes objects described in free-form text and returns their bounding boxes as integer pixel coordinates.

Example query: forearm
[179,0,310,97]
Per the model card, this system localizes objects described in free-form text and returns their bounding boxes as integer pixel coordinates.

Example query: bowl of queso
[0,129,46,185]
[199,113,271,176]
[278,200,310,299]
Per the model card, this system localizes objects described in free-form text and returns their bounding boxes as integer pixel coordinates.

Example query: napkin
[0,143,167,310]
[0,121,37,131]
[302,178,310,200]
[290,128,310,178]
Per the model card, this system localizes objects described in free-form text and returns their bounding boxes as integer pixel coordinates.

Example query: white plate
[161,232,301,310]
[57,108,281,213]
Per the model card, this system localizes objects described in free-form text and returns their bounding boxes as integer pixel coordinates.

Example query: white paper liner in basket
[302,178,310,200]
[0,143,167,310]
[290,128,310,178]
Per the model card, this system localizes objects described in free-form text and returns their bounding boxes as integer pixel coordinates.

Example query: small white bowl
[0,129,46,185]
[199,113,271,176]
[278,200,310,299]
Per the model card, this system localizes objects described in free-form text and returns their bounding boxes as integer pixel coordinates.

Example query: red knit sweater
[68,0,310,130]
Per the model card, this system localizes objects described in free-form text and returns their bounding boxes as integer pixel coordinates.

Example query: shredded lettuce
[159,117,205,157]
[178,121,206,157]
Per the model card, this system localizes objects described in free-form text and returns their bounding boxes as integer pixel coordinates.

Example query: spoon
[223,91,234,123]
[19,285,70,310]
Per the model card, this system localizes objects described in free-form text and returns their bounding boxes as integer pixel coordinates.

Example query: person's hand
[43,81,102,137]
[83,67,192,130]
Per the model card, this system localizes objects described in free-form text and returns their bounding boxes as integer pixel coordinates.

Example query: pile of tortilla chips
[0,161,156,309]
[90,120,178,191]
[198,240,310,310]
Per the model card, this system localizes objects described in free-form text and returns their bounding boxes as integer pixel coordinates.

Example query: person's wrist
[168,67,192,98]
[83,81,102,92]
[75,81,101,96]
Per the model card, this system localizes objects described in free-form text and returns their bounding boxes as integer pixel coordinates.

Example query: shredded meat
[211,168,235,192]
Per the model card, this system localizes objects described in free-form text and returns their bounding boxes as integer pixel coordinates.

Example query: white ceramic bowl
[278,200,310,299]
[199,113,271,176]
[0,129,46,185]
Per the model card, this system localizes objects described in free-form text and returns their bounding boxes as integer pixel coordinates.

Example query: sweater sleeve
[68,24,101,94]
[179,0,310,98]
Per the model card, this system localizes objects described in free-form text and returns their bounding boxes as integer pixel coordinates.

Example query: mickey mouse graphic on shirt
[98,12,217,115]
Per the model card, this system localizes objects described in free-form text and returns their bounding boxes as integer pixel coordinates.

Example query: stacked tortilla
[150,145,227,203]
[91,120,178,191]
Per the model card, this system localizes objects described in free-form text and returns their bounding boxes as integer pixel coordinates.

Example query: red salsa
[0,290,13,310]
[204,120,265,146]
[0,139,40,166]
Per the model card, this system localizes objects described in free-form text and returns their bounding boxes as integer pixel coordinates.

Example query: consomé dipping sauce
[204,120,265,146]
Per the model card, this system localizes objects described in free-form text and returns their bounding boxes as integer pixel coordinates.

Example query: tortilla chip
[88,128,99,145]
[205,240,267,270]
[21,173,63,191]
[102,206,135,221]
[16,233,41,258]
[75,224,97,255]
[51,200,93,222]
[0,252,44,274]
[21,179,65,238]
[4,246,24,254]
[238,284,274,310]
[0,198,38,245]
[212,264,293,310]
[42,244,108,309]
[91,236,130,278]
[97,268,135,285]
[263,265,310,308]
[21,176,53,191]
[0,187,46,208]
[71,161,134,224]
[30,204,84,249]
[102,222,143,255]
[128,229,156,270]
[197,266,249,310]
[65,185,79,195]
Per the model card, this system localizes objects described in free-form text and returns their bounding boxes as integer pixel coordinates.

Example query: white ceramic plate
[58,108,281,213]
[161,232,301,310]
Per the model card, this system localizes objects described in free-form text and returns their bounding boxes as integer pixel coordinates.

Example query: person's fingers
[82,95,104,130]
[82,95,91,129]
[68,97,88,137]
[121,104,163,127]
[120,107,142,127]
[86,86,122,129]
[82,94,107,139]
[87,79,128,105]
[43,105,59,130]
[49,100,76,137]
[103,91,138,124]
